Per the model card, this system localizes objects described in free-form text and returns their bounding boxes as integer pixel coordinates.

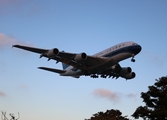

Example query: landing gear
[90,74,99,78]
[131,58,135,62]
[101,74,107,78]
[131,54,135,62]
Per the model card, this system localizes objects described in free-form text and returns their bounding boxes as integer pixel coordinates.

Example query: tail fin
[61,51,70,70]
[62,63,70,70]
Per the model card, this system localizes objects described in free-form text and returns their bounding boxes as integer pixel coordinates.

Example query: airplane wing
[13,45,111,72]
[38,67,66,73]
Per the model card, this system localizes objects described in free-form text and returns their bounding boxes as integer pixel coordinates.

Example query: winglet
[12,45,19,48]
[12,45,16,48]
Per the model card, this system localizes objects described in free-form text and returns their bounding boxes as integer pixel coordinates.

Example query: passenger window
[132,43,137,45]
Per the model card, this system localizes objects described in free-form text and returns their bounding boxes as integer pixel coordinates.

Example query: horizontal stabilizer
[38,67,66,74]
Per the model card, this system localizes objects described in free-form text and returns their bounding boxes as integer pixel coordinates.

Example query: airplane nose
[135,45,142,54]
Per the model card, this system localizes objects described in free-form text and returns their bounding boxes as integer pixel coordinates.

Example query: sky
[0,0,167,120]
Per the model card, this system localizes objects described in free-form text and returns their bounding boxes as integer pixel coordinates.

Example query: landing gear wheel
[131,58,135,62]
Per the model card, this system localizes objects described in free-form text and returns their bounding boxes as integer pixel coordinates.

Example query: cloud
[92,88,138,103]
[0,33,17,47]
[0,0,41,16]
[126,93,138,101]
[126,93,137,98]
[93,88,120,103]
[0,91,6,97]
[0,33,32,48]
[0,0,22,15]
[18,84,29,90]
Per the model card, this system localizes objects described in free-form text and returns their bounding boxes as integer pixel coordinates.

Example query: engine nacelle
[47,48,59,58]
[74,52,87,61]
[119,67,132,75]
[122,72,136,80]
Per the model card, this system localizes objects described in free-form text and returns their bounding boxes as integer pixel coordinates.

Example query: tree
[132,76,167,119]
[85,109,129,120]
[1,112,20,120]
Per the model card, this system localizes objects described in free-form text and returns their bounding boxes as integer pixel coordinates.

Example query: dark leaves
[132,76,167,119]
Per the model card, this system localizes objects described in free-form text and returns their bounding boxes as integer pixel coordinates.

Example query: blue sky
[0,0,167,120]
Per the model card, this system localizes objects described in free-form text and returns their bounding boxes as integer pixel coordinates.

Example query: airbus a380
[13,41,141,80]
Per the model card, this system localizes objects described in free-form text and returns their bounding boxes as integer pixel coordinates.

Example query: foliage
[132,76,167,119]
[1,112,20,120]
[85,109,129,120]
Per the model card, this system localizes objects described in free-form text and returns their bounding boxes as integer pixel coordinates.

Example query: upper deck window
[132,43,137,45]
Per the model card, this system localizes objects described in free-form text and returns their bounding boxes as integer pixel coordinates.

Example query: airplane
[13,41,142,80]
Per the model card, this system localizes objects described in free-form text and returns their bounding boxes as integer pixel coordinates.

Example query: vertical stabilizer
[62,63,70,70]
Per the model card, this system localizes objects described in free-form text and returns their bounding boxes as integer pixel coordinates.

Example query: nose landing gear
[131,54,135,62]
[131,58,135,62]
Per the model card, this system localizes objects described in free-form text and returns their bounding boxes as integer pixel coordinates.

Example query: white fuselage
[60,41,141,78]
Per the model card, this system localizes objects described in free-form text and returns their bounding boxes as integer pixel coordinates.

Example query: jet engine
[119,67,132,75]
[47,48,59,58]
[74,53,87,61]
[122,72,136,80]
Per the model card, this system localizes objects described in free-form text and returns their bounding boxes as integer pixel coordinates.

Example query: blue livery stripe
[62,63,70,70]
